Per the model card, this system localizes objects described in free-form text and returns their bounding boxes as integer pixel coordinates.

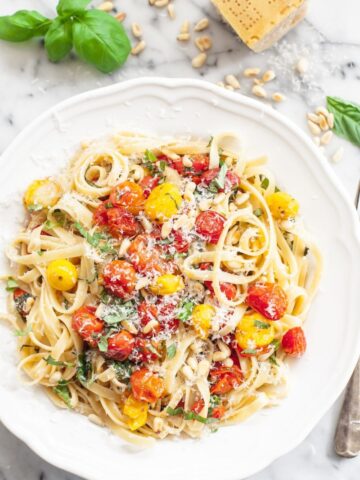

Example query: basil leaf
[14,325,32,337]
[77,352,93,385]
[260,177,269,189]
[210,395,221,407]
[57,0,91,16]
[45,355,74,367]
[111,360,133,382]
[254,319,270,329]
[241,348,257,355]
[53,383,72,408]
[214,164,228,190]
[145,150,158,163]
[98,335,109,352]
[45,17,73,62]
[327,96,360,147]
[167,343,177,359]
[73,10,131,73]
[268,354,279,366]
[6,277,18,292]
[177,301,194,322]
[0,10,51,42]
[166,406,217,424]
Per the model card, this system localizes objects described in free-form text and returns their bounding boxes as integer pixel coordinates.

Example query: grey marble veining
[0,0,360,479]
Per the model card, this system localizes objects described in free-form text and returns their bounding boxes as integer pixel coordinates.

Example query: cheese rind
[212,0,307,52]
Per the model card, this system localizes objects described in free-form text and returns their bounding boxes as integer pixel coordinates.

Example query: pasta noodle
[1,131,322,447]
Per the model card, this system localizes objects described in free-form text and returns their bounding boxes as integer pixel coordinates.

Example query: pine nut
[244,67,261,77]
[307,112,321,124]
[131,23,143,39]
[223,358,234,367]
[320,131,333,145]
[194,18,209,32]
[182,156,193,167]
[252,85,267,98]
[197,359,210,377]
[199,199,211,211]
[272,92,285,102]
[225,74,240,89]
[167,3,175,18]
[296,57,309,75]
[318,114,329,131]
[192,52,207,69]
[218,341,231,356]
[332,147,344,163]
[184,182,196,201]
[316,106,329,117]
[213,192,226,205]
[139,214,153,233]
[253,78,264,86]
[177,33,190,42]
[161,220,172,238]
[180,20,190,34]
[212,351,228,362]
[135,276,151,290]
[262,70,276,82]
[115,12,126,22]
[195,35,212,52]
[308,120,321,136]
[143,319,160,334]
[122,320,138,335]
[182,365,195,381]
[154,0,169,6]
[327,112,334,129]
[97,1,114,12]
[88,414,104,427]
[131,40,146,55]
[49,371,62,384]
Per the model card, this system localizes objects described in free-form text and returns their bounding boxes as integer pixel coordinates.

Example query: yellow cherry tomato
[150,274,184,296]
[266,192,299,220]
[235,313,275,350]
[127,410,148,431]
[191,304,215,339]
[46,259,78,291]
[144,183,182,223]
[123,395,149,431]
[24,179,61,211]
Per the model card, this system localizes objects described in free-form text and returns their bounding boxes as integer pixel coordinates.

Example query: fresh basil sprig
[0,1,131,73]
[327,96,360,147]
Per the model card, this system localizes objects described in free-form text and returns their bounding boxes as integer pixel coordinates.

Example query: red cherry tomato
[210,365,243,395]
[103,260,136,299]
[156,301,180,333]
[93,203,109,226]
[107,330,135,361]
[130,368,164,403]
[282,327,306,357]
[192,154,210,172]
[172,230,190,253]
[204,281,237,301]
[72,306,104,346]
[109,181,145,215]
[191,398,205,414]
[127,234,169,275]
[140,175,160,198]
[246,282,288,320]
[211,405,226,419]
[107,207,142,238]
[131,337,160,363]
[200,168,240,192]
[195,210,226,244]
[138,301,161,336]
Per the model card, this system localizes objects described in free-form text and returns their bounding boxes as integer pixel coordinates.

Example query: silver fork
[334,180,360,457]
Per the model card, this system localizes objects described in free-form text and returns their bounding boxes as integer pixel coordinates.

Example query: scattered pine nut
[167,3,175,18]
[244,67,261,77]
[180,20,190,34]
[131,23,143,39]
[262,70,276,82]
[316,106,329,117]
[131,40,146,55]
[154,0,169,7]
[223,358,234,368]
[225,74,240,89]
[192,52,207,69]
[272,92,285,102]
[253,78,264,86]
[177,32,190,41]
[195,35,212,52]
[252,85,267,98]
[115,11,126,22]
[320,130,333,145]
[296,57,309,75]
[97,1,114,11]
[307,112,321,124]
[318,114,329,131]
[194,18,209,32]
[148,0,156,4]
[332,147,344,163]
[308,120,321,136]
[327,112,334,129]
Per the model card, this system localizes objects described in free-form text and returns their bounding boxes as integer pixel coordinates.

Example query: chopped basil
[254,319,270,329]
[270,339,281,351]
[14,325,32,337]
[268,354,279,366]
[159,160,167,172]
[37,250,45,256]
[73,222,116,254]
[177,301,194,322]
[43,220,58,231]
[253,208,263,217]
[214,164,228,190]
[145,149,158,163]
[53,210,67,227]
[274,186,281,193]
[167,343,177,359]
[111,360,133,382]
[240,348,257,355]
[207,180,220,194]
[104,202,113,209]
[98,335,109,352]
[260,177,270,189]
[210,395,221,407]
[6,277,18,292]
[77,352,93,385]
[166,406,217,425]
[53,382,72,408]
[45,355,74,367]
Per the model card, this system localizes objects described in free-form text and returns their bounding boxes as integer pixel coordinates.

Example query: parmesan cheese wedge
[211,0,308,52]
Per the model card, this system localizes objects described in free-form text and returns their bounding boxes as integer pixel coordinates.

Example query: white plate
[1,78,360,480]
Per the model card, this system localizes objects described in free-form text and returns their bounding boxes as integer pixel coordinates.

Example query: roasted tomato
[109,181,145,215]
[210,365,243,395]
[192,154,210,173]
[246,282,288,320]
[195,210,226,244]
[72,306,104,346]
[102,260,136,299]
[140,175,160,198]
[282,327,306,357]
[200,168,240,192]
[204,281,237,301]
[93,202,109,226]
[127,234,169,275]
[138,301,161,336]
[13,288,34,317]
[191,398,205,414]
[211,405,226,419]
[138,301,179,336]
[131,337,160,363]
[107,207,142,238]
[107,330,135,361]
[130,368,165,403]
[172,230,190,254]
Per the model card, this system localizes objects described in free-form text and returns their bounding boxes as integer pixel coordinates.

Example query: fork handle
[334,359,360,457]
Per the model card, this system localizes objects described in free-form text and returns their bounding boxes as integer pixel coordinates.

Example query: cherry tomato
[204,281,237,301]
[195,210,226,244]
[156,301,180,333]
[107,330,135,361]
[210,365,243,395]
[211,405,226,419]
[72,306,104,346]
[191,398,205,414]
[138,302,161,336]
[192,154,210,172]
[127,235,168,275]
[282,326,306,357]
[246,282,288,320]
[107,207,142,238]
[131,337,160,363]
[109,181,145,215]
[103,260,136,299]
[131,368,164,403]
[160,230,190,254]
[140,175,160,199]
[200,168,240,192]
[93,202,109,226]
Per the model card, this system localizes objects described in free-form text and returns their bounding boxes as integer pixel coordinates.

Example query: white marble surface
[0,0,360,479]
